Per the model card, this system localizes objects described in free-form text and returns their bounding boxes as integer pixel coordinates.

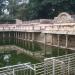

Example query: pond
[0,50,40,67]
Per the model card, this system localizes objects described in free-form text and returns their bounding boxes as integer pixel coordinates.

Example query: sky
[4,9,9,15]
[3,0,9,15]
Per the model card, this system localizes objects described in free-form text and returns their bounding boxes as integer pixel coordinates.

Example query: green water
[0,50,40,67]
[44,46,74,58]
[0,46,74,67]
[15,40,42,52]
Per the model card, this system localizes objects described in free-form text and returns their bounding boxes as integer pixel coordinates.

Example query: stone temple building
[0,12,75,56]
[1,12,75,75]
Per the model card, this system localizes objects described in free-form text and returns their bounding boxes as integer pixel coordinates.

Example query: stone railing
[45,23,75,32]
[0,24,42,32]
[0,23,75,33]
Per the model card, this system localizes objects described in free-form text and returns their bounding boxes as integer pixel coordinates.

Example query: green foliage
[15,0,75,20]
[0,16,16,24]
[1,0,75,21]
[7,0,17,17]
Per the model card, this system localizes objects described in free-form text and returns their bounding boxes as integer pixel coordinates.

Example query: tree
[19,0,67,20]
[7,0,17,18]
[2,0,75,21]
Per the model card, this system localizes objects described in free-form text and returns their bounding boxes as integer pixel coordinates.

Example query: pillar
[32,33,34,41]
[14,32,15,44]
[27,33,28,40]
[18,32,19,45]
[22,32,24,47]
[32,33,34,51]
[16,32,17,45]
[19,32,21,46]
[28,33,30,41]
[65,34,68,54]
[66,35,68,48]
[32,32,35,56]
[9,32,10,44]
[23,32,25,48]
[57,34,60,56]
[44,33,46,56]
[25,32,27,49]
[22,32,23,39]
[27,33,30,49]
[21,32,23,47]
[3,32,5,44]
[51,34,53,57]
[25,32,28,49]
[23,32,25,47]
[25,32,27,40]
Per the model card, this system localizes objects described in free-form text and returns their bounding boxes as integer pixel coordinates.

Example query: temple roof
[53,12,75,24]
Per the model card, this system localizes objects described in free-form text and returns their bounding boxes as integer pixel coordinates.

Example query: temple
[1,12,75,75]
[0,12,75,56]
